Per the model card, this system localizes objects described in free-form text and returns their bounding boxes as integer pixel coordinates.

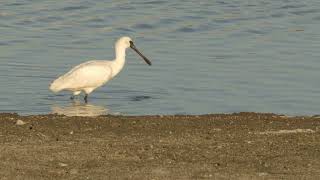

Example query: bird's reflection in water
[51,100,109,117]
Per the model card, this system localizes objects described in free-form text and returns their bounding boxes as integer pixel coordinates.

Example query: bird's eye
[129,41,134,47]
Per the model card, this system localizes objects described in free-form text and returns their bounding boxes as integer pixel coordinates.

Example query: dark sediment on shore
[0,112,319,179]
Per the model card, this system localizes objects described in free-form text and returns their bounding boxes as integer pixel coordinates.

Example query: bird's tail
[49,78,64,93]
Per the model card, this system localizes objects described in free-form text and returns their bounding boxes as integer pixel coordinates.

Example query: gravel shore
[0,112,319,179]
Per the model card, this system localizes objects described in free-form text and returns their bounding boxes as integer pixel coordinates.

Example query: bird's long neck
[111,44,126,77]
[115,44,126,61]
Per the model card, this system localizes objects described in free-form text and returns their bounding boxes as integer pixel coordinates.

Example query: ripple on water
[157,18,181,24]
[176,26,196,33]
[291,9,320,16]
[133,23,155,30]
[0,42,10,46]
[246,29,266,35]
[5,2,26,6]
[116,27,135,33]
[37,16,64,23]
[280,4,306,9]
[134,1,168,5]
[130,96,152,102]
[60,6,89,11]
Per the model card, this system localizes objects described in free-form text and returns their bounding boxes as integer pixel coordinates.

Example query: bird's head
[116,36,132,49]
[116,36,152,66]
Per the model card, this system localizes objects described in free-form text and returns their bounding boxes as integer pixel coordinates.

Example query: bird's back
[50,60,113,93]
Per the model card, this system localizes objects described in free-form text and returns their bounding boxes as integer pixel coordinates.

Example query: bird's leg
[84,94,88,103]
[71,91,81,101]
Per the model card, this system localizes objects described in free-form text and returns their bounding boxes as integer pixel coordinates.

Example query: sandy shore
[0,112,319,179]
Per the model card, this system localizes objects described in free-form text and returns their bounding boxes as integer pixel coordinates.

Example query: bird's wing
[61,60,99,78]
[50,60,113,91]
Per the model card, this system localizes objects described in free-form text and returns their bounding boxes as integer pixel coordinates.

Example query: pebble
[58,162,68,167]
[70,168,78,174]
[258,172,268,176]
[16,120,26,125]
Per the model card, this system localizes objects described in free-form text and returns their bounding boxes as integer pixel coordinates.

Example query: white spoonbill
[49,36,152,102]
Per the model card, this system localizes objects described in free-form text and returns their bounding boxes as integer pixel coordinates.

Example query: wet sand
[0,112,319,179]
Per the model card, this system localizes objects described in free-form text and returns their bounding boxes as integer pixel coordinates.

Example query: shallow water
[0,0,319,116]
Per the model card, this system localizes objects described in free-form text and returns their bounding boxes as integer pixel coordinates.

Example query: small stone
[16,120,26,125]
[258,172,268,176]
[70,131,74,135]
[59,162,68,167]
[70,168,78,174]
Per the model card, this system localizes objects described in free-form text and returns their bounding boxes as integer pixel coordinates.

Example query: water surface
[0,0,319,115]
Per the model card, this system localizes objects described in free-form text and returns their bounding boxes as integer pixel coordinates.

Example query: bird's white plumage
[50,61,113,94]
[49,37,133,97]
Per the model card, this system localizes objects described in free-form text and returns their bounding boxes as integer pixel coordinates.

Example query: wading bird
[49,36,152,102]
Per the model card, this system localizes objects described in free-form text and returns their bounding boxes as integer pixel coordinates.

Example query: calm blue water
[0,0,319,116]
